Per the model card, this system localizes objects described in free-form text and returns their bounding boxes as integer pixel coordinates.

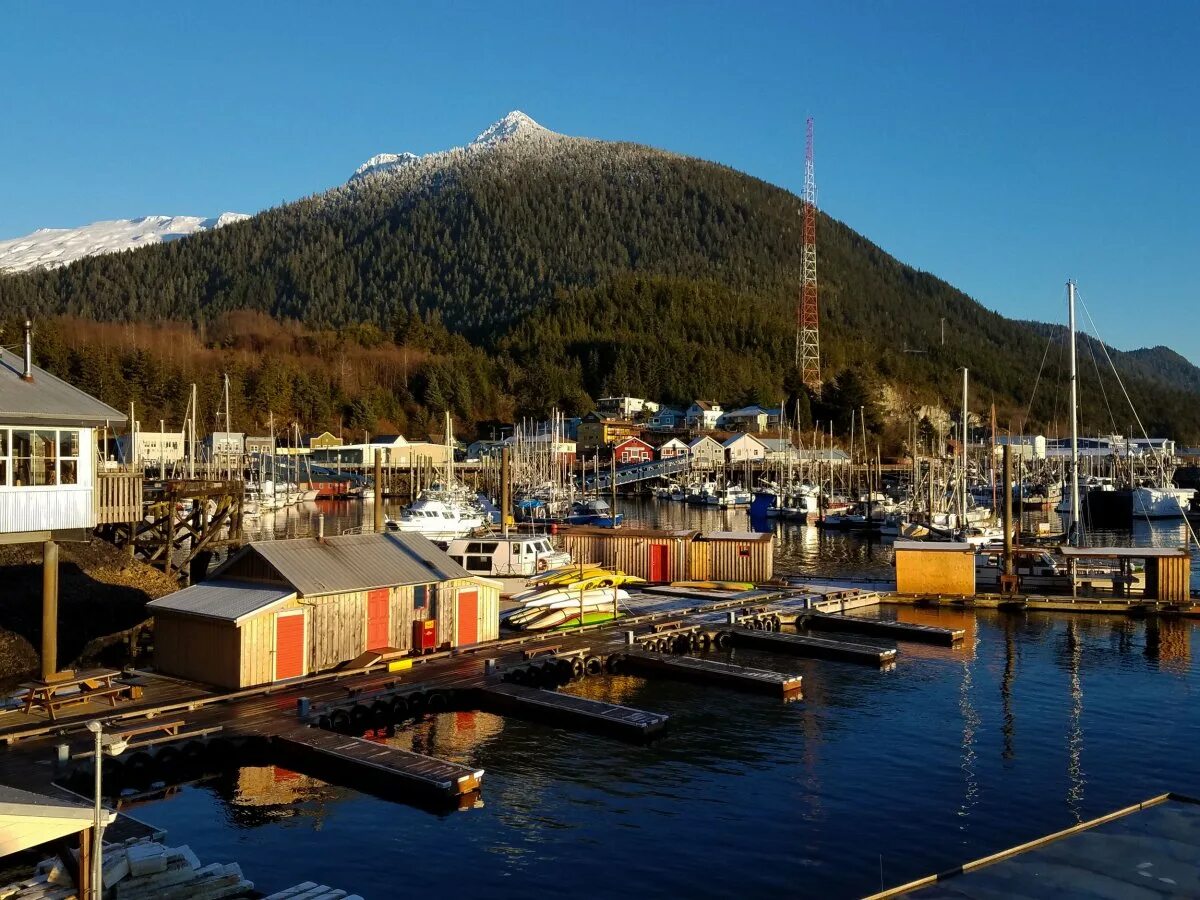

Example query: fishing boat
[1131,485,1195,519]
[445,534,572,596]
[708,484,752,507]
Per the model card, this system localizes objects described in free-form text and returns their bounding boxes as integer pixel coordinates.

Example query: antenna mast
[798,116,821,390]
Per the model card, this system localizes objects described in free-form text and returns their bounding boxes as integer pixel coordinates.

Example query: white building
[991,435,1047,461]
[685,401,723,431]
[723,433,767,464]
[596,397,659,418]
[116,430,185,466]
[0,339,126,539]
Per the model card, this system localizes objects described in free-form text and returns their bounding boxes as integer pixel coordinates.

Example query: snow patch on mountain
[348,110,561,183]
[0,213,249,272]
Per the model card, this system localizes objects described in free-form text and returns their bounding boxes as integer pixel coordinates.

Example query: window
[11,430,57,486]
[414,584,427,609]
[413,584,438,616]
[466,556,492,572]
[0,429,6,486]
[58,430,79,485]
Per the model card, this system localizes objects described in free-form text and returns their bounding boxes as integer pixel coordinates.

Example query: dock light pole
[86,721,127,900]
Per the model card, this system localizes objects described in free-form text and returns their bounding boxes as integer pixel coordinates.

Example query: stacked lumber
[0,841,255,900]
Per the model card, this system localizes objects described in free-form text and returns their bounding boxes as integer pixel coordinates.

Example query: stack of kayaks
[502,566,644,632]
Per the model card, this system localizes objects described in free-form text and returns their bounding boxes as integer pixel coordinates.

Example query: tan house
[688,435,725,469]
[577,412,642,450]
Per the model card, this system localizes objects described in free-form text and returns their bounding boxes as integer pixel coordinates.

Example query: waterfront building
[305,431,341,449]
[759,437,797,463]
[655,437,690,459]
[244,435,275,456]
[613,437,654,465]
[646,406,686,431]
[723,433,768,464]
[992,435,1047,460]
[148,532,500,689]
[115,430,185,466]
[687,435,725,469]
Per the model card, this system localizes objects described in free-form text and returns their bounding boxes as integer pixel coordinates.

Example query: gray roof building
[147,581,296,624]
[0,347,126,428]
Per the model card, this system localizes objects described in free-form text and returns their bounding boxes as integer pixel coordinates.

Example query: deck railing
[95,470,144,525]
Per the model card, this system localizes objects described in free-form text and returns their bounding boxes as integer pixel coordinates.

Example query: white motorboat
[445,534,571,596]
[387,493,484,541]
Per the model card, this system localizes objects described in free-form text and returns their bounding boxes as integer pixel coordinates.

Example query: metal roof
[699,531,772,542]
[248,532,473,596]
[147,580,296,623]
[0,785,93,820]
[0,348,127,428]
[893,541,975,552]
[1058,545,1188,558]
[560,526,698,539]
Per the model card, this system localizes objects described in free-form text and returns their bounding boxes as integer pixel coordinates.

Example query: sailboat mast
[961,368,969,527]
[1068,280,1081,545]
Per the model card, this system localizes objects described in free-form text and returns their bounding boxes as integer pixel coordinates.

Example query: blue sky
[2,1,1197,360]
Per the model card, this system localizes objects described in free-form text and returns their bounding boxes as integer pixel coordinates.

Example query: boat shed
[148,532,500,689]
[894,541,977,595]
[1058,545,1191,602]
[559,527,773,583]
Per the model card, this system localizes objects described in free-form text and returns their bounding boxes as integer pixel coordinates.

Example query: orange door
[457,590,478,646]
[648,543,669,582]
[367,588,390,649]
[275,613,305,680]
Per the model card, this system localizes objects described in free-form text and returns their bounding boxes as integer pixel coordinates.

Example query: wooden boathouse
[894,541,977,595]
[148,532,501,688]
[1058,545,1191,602]
[559,527,773,583]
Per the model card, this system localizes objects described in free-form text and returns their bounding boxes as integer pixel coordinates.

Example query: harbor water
[137,497,1200,898]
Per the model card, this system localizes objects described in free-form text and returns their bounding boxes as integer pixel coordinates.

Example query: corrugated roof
[893,541,974,552]
[699,531,772,542]
[0,348,127,428]
[1058,545,1187,558]
[560,526,698,539]
[147,580,296,623]
[248,532,473,596]
[0,784,92,819]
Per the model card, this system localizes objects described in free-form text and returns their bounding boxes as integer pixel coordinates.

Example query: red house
[614,437,654,465]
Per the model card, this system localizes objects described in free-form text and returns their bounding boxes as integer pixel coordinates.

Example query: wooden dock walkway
[474,683,668,741]
[621,651,802,698]
[269,725,483,801]
[798,612,964,646]
[731,627,898,666]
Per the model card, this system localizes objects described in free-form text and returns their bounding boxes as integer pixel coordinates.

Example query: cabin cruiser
[445,534,571,596]
[387,490,485,541]
[975,548,1071,592]
[708,484,752,507]
[566,498,623,527]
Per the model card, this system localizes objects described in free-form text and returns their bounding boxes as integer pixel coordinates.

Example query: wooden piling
[374,450,384,533]
[41,540,58,680]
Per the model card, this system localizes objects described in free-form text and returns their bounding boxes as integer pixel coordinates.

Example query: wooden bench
[649,620,683,633]
[522,646,562,660]
[72,724,224,760]
[114,719,186,742]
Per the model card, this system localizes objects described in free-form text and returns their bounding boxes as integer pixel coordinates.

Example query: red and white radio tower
[797,116,821,390]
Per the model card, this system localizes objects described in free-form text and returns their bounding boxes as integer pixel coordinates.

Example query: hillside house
[685,401,723,431]
[760,438,797,463]
[596,397,659,419]
[614,436,654,465]
[306,431,341,450]
[718,406,769,433]
[688,435,725,469]
[577,412,642,450]
[149,532,500,689]
[646,407,686,431]
[724,433,768,464]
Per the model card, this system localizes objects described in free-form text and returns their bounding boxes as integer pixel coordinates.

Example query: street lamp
[85,721,126,900]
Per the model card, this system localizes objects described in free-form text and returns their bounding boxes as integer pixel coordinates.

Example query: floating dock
[621,650,802,698]
[474,683,669,741]
[731,627,897,666]
[871,792,1200,898]
[269,725,483,801]
[798,612,964,646]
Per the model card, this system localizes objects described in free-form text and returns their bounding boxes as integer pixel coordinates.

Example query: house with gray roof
[149,531,499,688]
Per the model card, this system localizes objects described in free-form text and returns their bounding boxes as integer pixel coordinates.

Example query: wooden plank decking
[474,683,668,741]
[731,627,898,666]
[622,651,802,698]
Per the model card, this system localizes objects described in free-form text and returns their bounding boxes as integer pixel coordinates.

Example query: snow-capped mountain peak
[0,213,249,272]
[352,152,421,180]
[467,110,548,149]
[348,110,562,183]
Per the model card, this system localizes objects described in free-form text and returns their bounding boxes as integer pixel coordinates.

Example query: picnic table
[18,668,137,721]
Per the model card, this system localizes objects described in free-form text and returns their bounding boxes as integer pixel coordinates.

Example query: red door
[457,590,478,646]
[648,543,669,582]
[275,613,305,680]
[367,588,390,649]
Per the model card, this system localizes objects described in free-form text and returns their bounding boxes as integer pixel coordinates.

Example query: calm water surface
[138,497,1199,898]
